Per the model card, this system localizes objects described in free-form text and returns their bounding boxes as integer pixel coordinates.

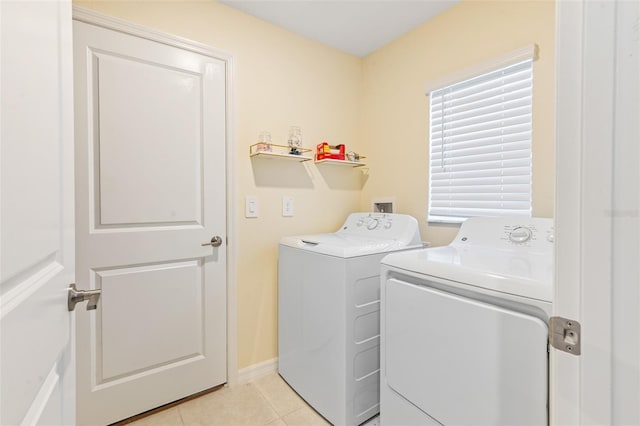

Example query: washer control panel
[340,213,421,246]
[354,213,394,231]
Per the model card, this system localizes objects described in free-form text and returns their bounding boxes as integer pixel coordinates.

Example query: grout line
[176,403,186,426]
[253,373,308,419]
[246,380,282,425]
[256,387,280,415]
[250,374,308,425]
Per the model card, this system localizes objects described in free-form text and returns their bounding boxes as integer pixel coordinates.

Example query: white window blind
[428,59,533,223]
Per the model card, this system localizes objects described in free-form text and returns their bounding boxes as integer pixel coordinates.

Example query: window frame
[426,45,538,224]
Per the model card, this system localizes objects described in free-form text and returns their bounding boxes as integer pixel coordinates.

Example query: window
[427,51,534,223]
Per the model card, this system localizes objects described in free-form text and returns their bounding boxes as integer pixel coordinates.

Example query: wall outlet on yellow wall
[282,196,294,217]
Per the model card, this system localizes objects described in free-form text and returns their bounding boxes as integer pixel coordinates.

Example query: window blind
[428,59,533,222]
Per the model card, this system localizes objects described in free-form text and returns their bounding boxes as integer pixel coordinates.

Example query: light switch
[282,196,294,217]
[245,196,258,218]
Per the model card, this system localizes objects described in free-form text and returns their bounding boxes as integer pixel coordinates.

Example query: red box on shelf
[316,142,345,161]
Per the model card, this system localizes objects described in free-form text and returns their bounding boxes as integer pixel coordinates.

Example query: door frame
[71,6,239,386]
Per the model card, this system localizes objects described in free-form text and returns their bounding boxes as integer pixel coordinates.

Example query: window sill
[427,216,467,225]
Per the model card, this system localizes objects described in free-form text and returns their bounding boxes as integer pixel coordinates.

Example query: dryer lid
[382,245,553,302]
[381,217,554,302]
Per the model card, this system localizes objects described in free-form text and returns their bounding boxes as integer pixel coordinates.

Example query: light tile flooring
[126,373,380,426]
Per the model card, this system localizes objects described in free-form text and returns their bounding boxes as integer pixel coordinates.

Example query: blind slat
[431,201,531,210]
[432,193,530,201]
[431,122,531,145]
[432,80,532,115]
[431,131,531,151]
[430,176,531,187]
[429,207,531,217]
[432,102,532,131]
[431,140,531,161]
[435,113,532,139]
[430,166,531,180]
[431,152,531,169]
[431,91,532,126]
[430,184,531,194]
[429,158,531,174]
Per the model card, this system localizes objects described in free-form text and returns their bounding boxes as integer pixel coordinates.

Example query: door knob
[68,284,101,311]
[201,236,223,247]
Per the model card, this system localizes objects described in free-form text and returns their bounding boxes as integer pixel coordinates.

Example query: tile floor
[127,373,380,426]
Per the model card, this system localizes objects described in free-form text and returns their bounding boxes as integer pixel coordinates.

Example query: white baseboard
[236,357,278,385]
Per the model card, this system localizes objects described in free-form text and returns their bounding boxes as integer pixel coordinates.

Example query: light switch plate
[245,196,258,218]
[282,196,294,217]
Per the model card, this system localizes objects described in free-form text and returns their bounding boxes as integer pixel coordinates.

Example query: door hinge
[549,316,581,355]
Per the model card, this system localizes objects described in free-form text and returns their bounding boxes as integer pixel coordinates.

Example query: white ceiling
[218,0,461,57]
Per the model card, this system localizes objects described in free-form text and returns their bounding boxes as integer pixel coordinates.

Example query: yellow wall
[73,0,364,369]
[360,0,556,247]
[73,0,555,370]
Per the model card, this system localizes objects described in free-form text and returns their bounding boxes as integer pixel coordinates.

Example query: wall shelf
[249,143,312,162]
[314,158,366,168]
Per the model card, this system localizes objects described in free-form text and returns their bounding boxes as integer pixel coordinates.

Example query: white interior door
[73,18,228,425]
[552,0,640,424]
[0,1,75,425]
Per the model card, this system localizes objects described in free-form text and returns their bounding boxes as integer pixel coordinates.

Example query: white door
[552,0,640,424]
[73,18,228,425]
[0,1,76,425]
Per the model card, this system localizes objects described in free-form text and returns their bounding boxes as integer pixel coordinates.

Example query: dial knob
[367,219,379,230]
[509,227,532,243]
[384,221,392,229]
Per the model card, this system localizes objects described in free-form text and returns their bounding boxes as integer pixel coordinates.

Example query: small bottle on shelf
[257,131,272,152]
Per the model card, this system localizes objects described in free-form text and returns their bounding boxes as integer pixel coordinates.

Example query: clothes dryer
[278,213,422,426]
[380,217,553,426]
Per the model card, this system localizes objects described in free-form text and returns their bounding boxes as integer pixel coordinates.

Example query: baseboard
[236,357,278,385]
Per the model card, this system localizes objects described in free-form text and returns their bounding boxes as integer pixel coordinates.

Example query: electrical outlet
[282,196,294,217]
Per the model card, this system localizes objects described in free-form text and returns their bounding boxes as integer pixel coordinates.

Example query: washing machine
[278,212,422,426]
[380,217,554,426]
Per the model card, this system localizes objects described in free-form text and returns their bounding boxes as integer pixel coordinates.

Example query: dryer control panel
[508,226,533,243]
[453,217,554,253]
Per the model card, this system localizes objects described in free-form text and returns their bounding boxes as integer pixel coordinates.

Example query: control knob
[509,227,532,243]
[367,219,379,230]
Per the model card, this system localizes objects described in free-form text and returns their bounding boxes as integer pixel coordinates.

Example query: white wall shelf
[249,143,312,162]
[314,158,366,168]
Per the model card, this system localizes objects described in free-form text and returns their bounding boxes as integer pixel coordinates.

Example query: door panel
[1,1,75,425]
[98,261,204,381]
[74,19,227,425]
[96,52,203,226]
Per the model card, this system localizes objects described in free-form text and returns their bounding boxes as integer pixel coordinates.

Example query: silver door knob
[201,236,223,247]
[68,284,101,311]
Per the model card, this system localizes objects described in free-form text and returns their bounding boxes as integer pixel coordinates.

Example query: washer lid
[280,233,420,258]
[381,245,553,302]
